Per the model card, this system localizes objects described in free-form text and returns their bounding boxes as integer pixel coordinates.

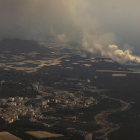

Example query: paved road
[94,95,131,139]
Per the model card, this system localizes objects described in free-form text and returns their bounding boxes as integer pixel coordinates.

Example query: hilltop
[0,38,54,53]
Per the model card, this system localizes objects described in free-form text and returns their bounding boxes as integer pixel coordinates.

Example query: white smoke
[0,0,140,65]
[82,35,140,64]
[104,46,140,64]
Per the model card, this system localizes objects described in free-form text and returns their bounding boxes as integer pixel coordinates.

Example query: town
[0,81,98,125]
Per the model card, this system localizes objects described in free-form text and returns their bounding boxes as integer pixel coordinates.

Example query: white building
[29,118,37,122]
[8,97,14,102]
[42,100,47,106]
[74,97,80,102]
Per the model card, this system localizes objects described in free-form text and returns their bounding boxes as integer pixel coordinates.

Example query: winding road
[94,95,131,139]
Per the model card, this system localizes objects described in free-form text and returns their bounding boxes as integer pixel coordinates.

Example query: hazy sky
[1,0,140,64]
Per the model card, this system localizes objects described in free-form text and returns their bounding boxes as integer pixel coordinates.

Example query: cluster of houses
[0,96,41,123]
[0,81,98,124]
[31,83,98,109]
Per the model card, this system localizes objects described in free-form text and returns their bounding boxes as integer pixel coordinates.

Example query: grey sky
[0,0,140,64]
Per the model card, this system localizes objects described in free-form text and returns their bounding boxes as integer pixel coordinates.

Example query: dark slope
[0,38,54,53]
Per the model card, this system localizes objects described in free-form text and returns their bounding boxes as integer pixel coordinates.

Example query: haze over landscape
[1,1,140,140]
[1,0,140,64]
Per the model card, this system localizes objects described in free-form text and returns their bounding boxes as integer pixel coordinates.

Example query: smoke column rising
[0,0,140,65]
[82,34,140,65]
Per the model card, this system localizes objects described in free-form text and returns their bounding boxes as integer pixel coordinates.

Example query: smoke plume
[82,34,140,65]
[0,0,140,65]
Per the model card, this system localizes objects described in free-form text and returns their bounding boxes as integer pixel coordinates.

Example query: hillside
[0,38,54,53]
